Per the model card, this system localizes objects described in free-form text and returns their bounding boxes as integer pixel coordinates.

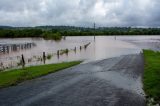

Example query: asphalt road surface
[0,54,145,106]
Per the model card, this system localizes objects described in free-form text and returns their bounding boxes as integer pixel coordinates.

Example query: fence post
[43,52,46,64]
[66,49,69,56]
[80,46,82,51]
[57,50,60,59]
[21,54,25,68]
[74,47,76,53]
[84,45,87,49]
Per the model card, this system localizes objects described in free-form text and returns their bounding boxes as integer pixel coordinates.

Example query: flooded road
[0,53,145,106]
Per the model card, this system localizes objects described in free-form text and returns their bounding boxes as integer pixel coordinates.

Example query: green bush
[43,32,62,40]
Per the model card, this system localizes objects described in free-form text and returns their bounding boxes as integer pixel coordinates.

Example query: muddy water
[118,36,160,51]
[0,36,160,70]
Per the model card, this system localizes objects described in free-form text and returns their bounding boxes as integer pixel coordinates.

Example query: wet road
[0,54,145,106]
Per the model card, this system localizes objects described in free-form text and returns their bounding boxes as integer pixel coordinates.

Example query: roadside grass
[143,50,160,104]
[0,61,81,88]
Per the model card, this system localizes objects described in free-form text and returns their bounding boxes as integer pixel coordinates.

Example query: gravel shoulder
[0,53,145,106]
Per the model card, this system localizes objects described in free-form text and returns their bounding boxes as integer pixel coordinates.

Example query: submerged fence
[0,42,91,71]
[0,43,35,54]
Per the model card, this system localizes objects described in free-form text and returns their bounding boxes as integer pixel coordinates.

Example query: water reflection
[0,42,36,55]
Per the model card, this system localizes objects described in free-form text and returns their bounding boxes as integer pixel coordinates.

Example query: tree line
[0,29,62,40]
[0,26,160,40]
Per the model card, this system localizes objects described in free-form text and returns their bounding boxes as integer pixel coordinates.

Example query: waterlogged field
[0,36,160,70]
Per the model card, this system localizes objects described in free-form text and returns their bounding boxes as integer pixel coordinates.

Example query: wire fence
[0,42,91,71]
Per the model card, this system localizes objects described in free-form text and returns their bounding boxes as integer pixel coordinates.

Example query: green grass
[143,50,160,103]
[0,61,81,88]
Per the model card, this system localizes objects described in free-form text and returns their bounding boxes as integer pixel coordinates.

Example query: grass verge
[143,50,160,105]
[0,61,81,89]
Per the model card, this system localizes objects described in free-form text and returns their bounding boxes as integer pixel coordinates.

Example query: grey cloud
[0,0,159,27]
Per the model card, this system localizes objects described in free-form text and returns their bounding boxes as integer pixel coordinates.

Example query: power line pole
[94,23,95,42]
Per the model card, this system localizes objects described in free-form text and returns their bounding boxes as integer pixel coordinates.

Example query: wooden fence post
[21,54,25,68]
[66,49,69,56]
[57,50,60,59]
[74,47,76,53]
[80,46,82,51]
[43,52,46,64]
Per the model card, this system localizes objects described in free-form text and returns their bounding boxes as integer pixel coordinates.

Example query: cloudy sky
[0,0,159,27]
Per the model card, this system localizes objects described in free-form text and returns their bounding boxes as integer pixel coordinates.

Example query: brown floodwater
[0,36,160,70]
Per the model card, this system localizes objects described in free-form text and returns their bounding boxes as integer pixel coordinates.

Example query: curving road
[0,54,145,106]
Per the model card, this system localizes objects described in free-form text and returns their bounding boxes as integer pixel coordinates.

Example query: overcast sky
[0,0,159,27]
